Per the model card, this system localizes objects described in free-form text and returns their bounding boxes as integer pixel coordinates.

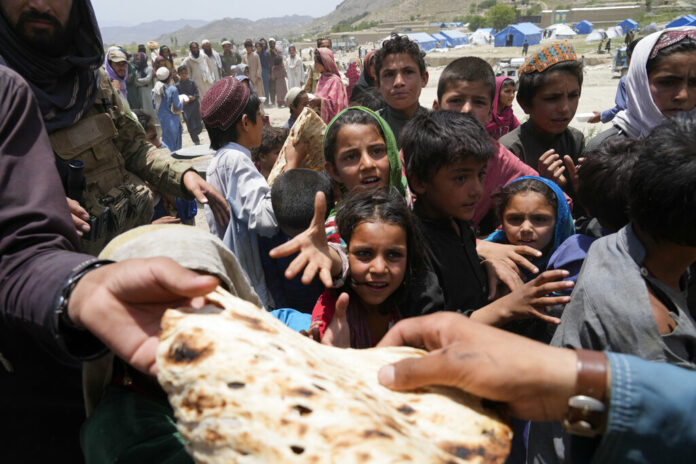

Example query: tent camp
[545,24,577,39]
[606,26,624,39]
[471,28,495,45]
[574,20,593,34]
[617,19,638,33]
[441,30,468,47]
[494,23,542,47]
[430,32,452,48]
[405,32,438,51]
[666,14,696,28]
[641,22,659,34]
[586,29,606,42]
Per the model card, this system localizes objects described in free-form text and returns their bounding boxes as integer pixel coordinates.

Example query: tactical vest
[50,71,154,255]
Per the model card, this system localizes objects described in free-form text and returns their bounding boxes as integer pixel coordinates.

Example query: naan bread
[157,288,511,464]
[267,107,327,187]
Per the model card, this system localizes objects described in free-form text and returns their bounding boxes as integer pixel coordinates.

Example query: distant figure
[605,38,612,53]
[183,41,215,97]
[286,45,304,89]
[220,40,241,77]
[506,32,514,47]
[522,38,529,56]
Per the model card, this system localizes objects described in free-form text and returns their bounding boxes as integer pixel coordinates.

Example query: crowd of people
[1,0,696,462]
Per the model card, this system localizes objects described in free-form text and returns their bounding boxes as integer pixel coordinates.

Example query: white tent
[585,29,606,42]
[471,28,494,45]
[544,24,577,39]
[606,26,624,39]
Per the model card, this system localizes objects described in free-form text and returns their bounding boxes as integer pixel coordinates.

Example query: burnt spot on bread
[357,452,372,462]
[167,330,213,365]
[269,343,286,352]
[362,429,392,439]
[293,404,313,416]
[293,388,315,397]
[396,404,416,415]
[290,445,305,455]
[227,381,245,389]
[312,383,327,392]
[204,428,224,444]
[181,389,227,415]
[440,442,486,460]
[235,314,277,333]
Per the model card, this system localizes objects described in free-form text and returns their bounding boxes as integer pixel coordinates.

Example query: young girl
[313,47,348,124]
[485,76,520,139]
[487,176,574,281]
[311,188,425,348]
[499,42,584,185]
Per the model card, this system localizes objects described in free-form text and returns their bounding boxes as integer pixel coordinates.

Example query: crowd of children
[85,28,696,461]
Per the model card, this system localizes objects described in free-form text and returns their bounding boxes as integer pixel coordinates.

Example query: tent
[606,26,624,39]
[405,32,438,52]
[471,28,495,45]
[666,14,696,28]
[574,20,593,34]
[545,24,577,39]
[430,32,452,48]
[585,29,606,42]
[441,30,468,47]
[494,22,542,47]
[641,22,659,34]
[617,18,638,33]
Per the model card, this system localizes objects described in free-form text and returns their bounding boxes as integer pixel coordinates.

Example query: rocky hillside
[100,19,208,45]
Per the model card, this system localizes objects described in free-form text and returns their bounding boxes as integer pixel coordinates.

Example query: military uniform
[50,70,192,255]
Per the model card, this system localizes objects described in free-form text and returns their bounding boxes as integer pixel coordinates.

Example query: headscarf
[315,47,348,123]
[345,61,360,101]
[485,176,575,277]
[324,106,407,204]
[104,46,128,100]
[235,74,255,94]
[158,45,174,67]
[613,27,696,139]
[363,50,377,80]
[134,52,149,78]
[0,0,104,133]
[315,47,341,76]
[485,76,520,139]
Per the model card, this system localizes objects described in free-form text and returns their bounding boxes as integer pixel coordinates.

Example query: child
[175,65,203,145]
[259,169,334,313]
[250,125,287,180]
[499,42,584,186]
[374,34,429,145]
[152,67,183,151]
[311,188,425,348]
[486,76,520,139]
[486,176,574,280]
[433,56,537,233]
[283,87,308,130]
[271,55,287,107]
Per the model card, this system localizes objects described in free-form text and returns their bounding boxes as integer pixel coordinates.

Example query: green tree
[487,5,516,31]
[467,14,489,30]
[469,2,478,13]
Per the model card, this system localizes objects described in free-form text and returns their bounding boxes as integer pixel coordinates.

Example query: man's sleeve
[0,66,94,362]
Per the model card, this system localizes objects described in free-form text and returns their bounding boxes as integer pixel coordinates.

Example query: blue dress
[156,84,183,151]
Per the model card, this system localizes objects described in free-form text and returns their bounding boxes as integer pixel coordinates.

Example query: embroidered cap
[650,29,696,59]
[200,77,250,130]
[519,41,577,75]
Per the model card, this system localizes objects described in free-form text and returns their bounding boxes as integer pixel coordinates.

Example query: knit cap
[200,77,250,130]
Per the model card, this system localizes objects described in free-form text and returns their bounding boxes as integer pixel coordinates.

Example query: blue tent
[617,18,638,33]
[430,33,452,48]
[666,14,696,28]
[441,30,468,46]
[405,32,438,51]
[494,22,542,47]
[574,20,593,34]
[477,27,496,35]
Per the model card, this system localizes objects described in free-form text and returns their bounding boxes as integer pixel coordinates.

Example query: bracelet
[562,349,610,437]
[55,259,113,331]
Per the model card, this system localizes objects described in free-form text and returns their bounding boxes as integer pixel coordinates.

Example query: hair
[177,64,187,74]
[374,34,426,85]
[323,109,385,165]
[189,42,198,50]
[516,60,584,108]
[492,178,558,225]
[251,126,288,162]
[401,111,494,185]
[336,188,425,308]
[244,39,253,48]
[271,169,334,236]
[206,93,261,150]
[274,55,283,66]
[316,37,331,48]
[646,37,696,77]
[437,56,496,103]
[629,114,696,246]
[133,109,154,132]
[137,44,146,53]
[289,89,306,108]
[348,87,386,112]
[289,45,296,51]
[577,138,640,232]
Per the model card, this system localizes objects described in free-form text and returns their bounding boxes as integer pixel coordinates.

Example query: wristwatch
[562,349,610,437]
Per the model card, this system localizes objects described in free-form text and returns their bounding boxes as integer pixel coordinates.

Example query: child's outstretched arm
[477,240,542,299]
[470,269,574,327]
[269,192,346,288]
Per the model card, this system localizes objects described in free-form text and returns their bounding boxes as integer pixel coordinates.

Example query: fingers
[301,260,319,285]
[377,313,464,351]
[311,192,327,228]
[509,250,540,274]
[283,252,309,280]
[335,292,349,318]
[131,258,220,301]
[269,234,302,258]
[527,308,562,325]
[531,269,570,286]
[538,149,556,163]
[318,266,334,289]
[378,349,456,391]
[495,268,524,294]
[487,270,500,301]
[533,295,571,307]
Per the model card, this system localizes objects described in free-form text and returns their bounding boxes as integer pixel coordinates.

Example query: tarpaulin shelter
[617,19,638,33]
[586,29,606,42]
[666,15,696,28]
[405,32,438,51]
[494,22,542,47]
[545,24,577,39]
[471,28,495,45]
[606,26,624,39]
[574,20,593,34]
[441,30,468,46]
[430,33,452,48]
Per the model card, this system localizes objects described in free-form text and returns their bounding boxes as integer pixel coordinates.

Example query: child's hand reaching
[477,241,542,298]
[470,269,574,326]
[320,293,351,348]
[538,149,567,187]
[269,192,343,287]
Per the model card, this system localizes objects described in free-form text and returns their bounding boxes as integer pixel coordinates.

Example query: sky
[92,0,344,27]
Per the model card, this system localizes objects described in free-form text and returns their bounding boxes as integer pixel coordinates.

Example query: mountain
[303,0,403,33]
[100,19,209,45]
[153,16,313,47]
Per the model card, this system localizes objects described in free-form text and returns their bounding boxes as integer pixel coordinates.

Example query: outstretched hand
[477,241,542,299]
[320,293,351,348]
[182,170,230,228]
[66,197,91,237]
[269,192,341,288]
[375,312,577,421]
[68,258,219,376]
[538,149,567,187]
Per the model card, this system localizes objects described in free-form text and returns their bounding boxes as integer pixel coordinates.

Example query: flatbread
[157,288,511,463]
[266,107,326,187]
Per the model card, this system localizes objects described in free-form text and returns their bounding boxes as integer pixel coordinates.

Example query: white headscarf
[613,27,696,138]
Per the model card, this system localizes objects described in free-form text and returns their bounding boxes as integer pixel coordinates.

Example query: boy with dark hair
[175,65,203,145]
[283,87,308,130]
[250,125,288,180]
[433,56,537,234]
[374,34,429,145]
[259,169,334,312]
